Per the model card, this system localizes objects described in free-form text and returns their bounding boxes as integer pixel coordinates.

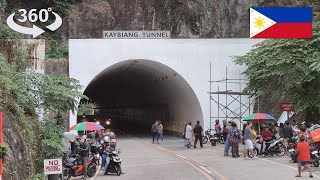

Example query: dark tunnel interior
[81,59,203,134]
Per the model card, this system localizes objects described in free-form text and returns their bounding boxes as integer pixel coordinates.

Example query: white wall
[69,39,263,130]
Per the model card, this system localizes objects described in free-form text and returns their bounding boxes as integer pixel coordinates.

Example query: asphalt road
[73,135,320,180]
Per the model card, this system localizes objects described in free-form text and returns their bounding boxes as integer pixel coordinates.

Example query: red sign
[280,103,294,111]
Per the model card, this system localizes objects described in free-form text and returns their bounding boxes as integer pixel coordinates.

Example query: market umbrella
[244,113,275,122]
[69,122,105,131]
[243,113,275,134]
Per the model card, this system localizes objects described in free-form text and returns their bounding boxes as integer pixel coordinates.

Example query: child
[296,134,313,178]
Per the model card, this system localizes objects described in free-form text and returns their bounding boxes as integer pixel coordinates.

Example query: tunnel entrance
[81,59,203,134]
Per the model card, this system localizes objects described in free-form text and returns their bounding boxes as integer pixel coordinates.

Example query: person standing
[151,120,159,144]
[185,122,193,148]
[193,121,203,148]
[77,136,90,179]
[215,120,222,143]
[224,121,232,156]
[279,123,285,139]
[244,121,254,159]
[284,121,294,154]
[296,134,313,178]
[230,122,240,158]
[157,121,164,141]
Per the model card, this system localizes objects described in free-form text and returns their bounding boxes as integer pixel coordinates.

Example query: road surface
[73,135,320,180]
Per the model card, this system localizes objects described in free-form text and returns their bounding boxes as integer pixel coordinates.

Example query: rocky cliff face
[63,0,258,39]
[58,0,319,40]
[3,114,29,180]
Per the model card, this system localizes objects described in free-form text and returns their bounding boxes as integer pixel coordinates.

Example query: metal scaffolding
[208,63,257,130]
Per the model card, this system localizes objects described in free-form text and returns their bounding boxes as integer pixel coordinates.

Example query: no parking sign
[44,159,62,175]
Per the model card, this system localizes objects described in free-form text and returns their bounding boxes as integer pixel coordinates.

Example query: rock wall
[2,113,29,180]
[45,58,69,76]
[64,0,257,39]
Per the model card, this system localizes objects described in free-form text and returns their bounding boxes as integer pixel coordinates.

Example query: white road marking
[199,166,213,174]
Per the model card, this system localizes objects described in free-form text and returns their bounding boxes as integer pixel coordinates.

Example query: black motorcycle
[202,129,224,144]
[105,150,122,176]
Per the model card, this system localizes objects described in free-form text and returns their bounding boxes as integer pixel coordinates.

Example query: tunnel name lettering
[103,31,170,39]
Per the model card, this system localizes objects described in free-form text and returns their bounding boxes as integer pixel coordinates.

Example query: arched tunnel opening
[80,59,203,135]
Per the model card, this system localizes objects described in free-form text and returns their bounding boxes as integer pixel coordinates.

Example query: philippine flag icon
[250,7,312,38]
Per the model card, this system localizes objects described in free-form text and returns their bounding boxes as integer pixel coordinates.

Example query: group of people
[151,120,164,144]
[71,130,118,179]
[183,121,203,148]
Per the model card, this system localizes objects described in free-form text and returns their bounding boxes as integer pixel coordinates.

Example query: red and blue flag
[250,7,312,38]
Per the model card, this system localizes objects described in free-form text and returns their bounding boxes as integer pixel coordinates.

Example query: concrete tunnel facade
[69,39,262,134]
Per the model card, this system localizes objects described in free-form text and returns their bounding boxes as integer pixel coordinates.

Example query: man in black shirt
[77,137,90,179]
[283,121,294,154]
[284,122,294,140]
[194,121,203,148]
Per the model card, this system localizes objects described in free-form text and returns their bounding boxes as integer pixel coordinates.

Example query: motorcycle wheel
[275,146,286,157]
[249,148,258,158]
[87,164,97,177]
[115,164,121,176]
[312,155,319,167]
[202,136,208,144]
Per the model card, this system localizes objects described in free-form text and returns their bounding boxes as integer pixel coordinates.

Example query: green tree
[0,40,86,178]
[234,22,320,124]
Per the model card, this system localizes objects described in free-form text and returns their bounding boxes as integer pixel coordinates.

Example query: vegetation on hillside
[0,39,86,178]
[234,22,320,125]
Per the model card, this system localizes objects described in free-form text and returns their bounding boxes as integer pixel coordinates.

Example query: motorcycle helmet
[108,132,116,139]
[103,136,110,143]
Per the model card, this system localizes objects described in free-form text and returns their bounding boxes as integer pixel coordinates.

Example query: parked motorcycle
[63,153,97,180]
[105,150,122,176]
[202,129,224,144]
[250,136,285,157]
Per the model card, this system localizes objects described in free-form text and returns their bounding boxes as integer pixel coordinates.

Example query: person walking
[157,121,164,141]
[185,122,193,148]
[296,134,313,178]
[230,122,240,158]
[183,124,188,147]
[151,120,159,144]
[193,121,203,148]
[244,121,254,159]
